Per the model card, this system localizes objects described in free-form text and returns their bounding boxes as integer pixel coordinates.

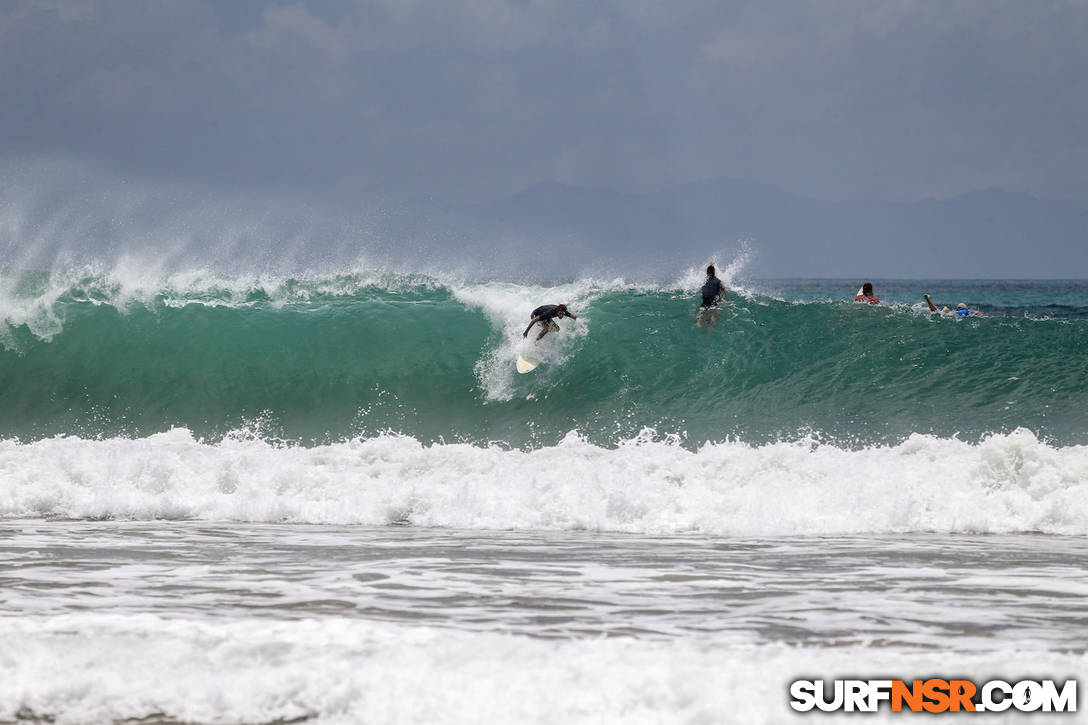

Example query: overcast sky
[3,0,1087,205]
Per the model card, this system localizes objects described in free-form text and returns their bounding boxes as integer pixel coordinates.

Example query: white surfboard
[516,354,541,374]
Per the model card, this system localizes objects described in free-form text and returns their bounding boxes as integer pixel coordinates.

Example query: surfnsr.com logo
[790,679,1077,713]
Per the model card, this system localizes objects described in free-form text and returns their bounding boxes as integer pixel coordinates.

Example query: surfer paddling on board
[696,265,727,336]
[924,294,986,317]
[523,303,577,341]
[854,282,880,304]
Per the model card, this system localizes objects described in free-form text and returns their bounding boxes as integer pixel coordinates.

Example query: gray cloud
[1,0,1086,203]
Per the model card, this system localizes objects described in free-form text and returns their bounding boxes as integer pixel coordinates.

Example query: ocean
[2,267,1087,723]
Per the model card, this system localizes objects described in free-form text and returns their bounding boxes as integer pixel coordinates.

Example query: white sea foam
[0,614,1082,725]
[2,428,1086,535]
[449,279,606,400]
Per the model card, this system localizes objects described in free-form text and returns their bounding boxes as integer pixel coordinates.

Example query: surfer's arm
[523,317,540,337]
[565,312,577,320]
[924,294,938,312]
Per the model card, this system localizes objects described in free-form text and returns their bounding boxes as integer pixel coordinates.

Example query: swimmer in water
[696,264,727,336]
[854,282,880,304]
[924,294,986,317]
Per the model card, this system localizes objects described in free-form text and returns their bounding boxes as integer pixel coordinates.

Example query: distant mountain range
[459,178,1088,279]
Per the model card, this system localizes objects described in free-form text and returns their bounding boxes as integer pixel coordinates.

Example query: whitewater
[2,263,1087,723]
[3,427,1087,536]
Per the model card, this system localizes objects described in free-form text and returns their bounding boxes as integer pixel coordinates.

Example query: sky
[2,0,1087,207]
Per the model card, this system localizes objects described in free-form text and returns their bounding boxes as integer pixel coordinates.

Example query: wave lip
[2,428,1086,536]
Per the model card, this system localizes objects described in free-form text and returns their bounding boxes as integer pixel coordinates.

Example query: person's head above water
[956,303,967,310]
[706,265,716,276]
[862,282,874,296]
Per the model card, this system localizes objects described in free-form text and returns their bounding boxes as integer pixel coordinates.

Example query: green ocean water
[1,273,1086,448]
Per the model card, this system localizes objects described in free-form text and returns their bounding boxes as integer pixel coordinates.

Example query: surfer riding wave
[523,303,577,341]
